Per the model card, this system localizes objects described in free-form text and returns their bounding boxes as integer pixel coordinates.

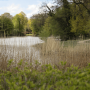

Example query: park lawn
[26,34,33,36]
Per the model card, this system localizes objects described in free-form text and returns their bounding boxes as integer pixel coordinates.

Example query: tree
[54,0,74,40]
[39,16,60,37]
[12,11,28,36]
[71,0,90,14]
[70,1,90,39]
[39,0,74,40]
[0,15,14,37]
[83,19,90,38]
[1,12,13,20]
[18,11,28,33]
[27,19,31,30]
[30,13,47,36]
[40,2,55,17]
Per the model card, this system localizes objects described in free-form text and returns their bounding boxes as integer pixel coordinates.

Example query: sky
[0,0,54,19]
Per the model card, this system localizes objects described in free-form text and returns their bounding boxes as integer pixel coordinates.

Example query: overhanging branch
[73,0,90,14]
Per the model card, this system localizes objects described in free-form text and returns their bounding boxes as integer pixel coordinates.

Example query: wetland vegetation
[0,0,90,89]
[0,36,90,90]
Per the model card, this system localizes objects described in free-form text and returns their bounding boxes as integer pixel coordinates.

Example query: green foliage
[60,61,67,66]
[0,0,90,39]
[70,2,90,39]
[12,11,28,36]
[39,0,76,40]
[0,15,14,37]
[30,13,47,36]
[53,0,74,40]
[39,0,90,40]
[1,59,90,90]
[7,59,13,67]
[39,16,60,37]
[84,19,90,35]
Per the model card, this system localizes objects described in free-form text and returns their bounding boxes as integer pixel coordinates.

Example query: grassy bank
[1,36,90,89]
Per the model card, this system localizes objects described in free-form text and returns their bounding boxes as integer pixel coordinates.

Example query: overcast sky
[0,0,54,18]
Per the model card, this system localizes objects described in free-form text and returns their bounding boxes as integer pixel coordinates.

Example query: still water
[0,36,44,62]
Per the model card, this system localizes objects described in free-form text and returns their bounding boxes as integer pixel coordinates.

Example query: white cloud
[6,4,23,14]
[27,10,38,18]
[0,1,56,18]
[27,4,40,18]
[26,1,56,18]
[0,4,23,16]
[26,1,54,18]
[27,5,37,10]
[47,2,54,7]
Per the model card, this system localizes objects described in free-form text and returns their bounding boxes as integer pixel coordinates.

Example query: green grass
[26,34,33,36]
[60,40,79,47]
[40,37,80,48]
[1,60,90,90]
[40,37,79,48]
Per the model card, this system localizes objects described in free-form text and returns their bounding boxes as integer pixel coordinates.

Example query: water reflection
[0,36,44,62]
[0,36,44,46]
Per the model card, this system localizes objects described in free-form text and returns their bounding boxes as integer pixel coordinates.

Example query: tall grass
[0,40,40,71]
[33,36,90,69]
[0,36,90,71]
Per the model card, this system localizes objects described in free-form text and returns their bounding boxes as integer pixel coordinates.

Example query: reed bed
[33,36,90,69]
[0,42,40,71]
[0,36,90,71]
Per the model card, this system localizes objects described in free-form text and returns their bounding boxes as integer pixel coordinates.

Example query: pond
[0,36,44,63]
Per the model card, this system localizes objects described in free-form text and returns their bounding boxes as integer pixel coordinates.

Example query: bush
[1,60,90,90]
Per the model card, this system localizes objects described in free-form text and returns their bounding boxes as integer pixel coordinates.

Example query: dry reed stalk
[33,36,90,69]
[0,43,37,71]
[1,36,90,71]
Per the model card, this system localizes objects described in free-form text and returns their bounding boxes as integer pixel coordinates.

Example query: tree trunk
[4,30,6,38]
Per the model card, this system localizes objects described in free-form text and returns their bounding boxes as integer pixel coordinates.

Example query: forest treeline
[0,0,90,40]
[0,12,28,37]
